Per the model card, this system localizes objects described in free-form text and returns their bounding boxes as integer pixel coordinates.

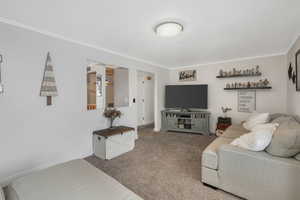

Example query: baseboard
[138,123,154,129]
[153,128,160,132]
[0,151,92,186]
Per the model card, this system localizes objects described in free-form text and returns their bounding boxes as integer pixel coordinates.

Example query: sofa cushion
[202,137,234,170]
[243,113,270,131]
[6,159,142,200]
[295,153,300,161]
[221,124,248,139]
[266,119,300,157]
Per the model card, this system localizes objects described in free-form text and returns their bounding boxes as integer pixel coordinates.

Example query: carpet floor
[85,127,242,200]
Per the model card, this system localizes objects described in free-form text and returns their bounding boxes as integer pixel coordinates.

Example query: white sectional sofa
[202,114,300,200]
[4,159,142,200]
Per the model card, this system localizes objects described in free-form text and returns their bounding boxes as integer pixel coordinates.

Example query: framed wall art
[179,70,197,82]
[238,90,256,113]
[40,52,58,106]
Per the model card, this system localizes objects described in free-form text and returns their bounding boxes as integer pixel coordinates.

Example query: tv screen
[165,85,208,109]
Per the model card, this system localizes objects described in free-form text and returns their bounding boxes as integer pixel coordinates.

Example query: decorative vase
[110,118,114,128]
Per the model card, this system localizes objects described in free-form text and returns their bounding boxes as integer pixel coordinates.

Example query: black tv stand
[161,110,210,135]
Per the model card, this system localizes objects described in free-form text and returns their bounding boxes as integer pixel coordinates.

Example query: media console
[161,110,210,135]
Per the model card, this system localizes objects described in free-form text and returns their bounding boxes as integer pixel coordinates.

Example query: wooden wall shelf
[224,87,272,90]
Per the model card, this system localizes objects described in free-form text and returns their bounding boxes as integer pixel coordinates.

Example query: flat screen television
[165,85,208,109]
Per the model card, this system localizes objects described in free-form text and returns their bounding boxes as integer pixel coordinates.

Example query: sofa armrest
[218,144,300,200]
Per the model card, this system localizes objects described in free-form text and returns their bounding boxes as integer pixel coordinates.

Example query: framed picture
[179,70,197,82]
[296,49,300,91]
[238,91,256,113]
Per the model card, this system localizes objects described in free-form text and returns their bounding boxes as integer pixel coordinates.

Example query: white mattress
[5,159,143,200]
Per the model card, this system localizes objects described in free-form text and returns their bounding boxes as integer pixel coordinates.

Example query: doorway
[137,71,155,128]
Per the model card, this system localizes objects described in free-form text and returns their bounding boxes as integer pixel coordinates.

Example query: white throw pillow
[0,188,5,200]
[243,113,270,131]
[251,123,279,132]
[231,123,278,151]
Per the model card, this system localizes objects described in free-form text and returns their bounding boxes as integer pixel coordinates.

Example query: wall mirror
[296,49,300,91]
[87,63,129,110]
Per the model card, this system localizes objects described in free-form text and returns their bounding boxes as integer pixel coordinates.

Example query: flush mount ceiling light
[155,22,183,37]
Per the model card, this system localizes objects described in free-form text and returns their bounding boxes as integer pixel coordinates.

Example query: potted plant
[221,106,232,118]
[103,107,122,128]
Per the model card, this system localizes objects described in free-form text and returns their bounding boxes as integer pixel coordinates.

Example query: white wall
[286,36,300,116]
[0,22,169,183]
[169,55,287,132]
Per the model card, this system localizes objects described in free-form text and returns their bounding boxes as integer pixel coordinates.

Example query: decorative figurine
[233,68,237,75]
[263,79,270,86]
[219,69,224,77]
[259,79,264,87]
[256,65,260,75]
[247,82,251,88]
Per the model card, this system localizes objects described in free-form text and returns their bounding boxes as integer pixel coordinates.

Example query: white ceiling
[1,0,300,69]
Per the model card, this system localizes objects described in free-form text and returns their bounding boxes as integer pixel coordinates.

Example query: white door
[137,75,145,126]
[137,72,154,126]
[144,77,154,124]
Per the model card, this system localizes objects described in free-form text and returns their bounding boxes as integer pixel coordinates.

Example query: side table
[216,117,232,136]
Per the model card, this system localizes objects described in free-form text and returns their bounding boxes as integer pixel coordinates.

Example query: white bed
[4,159,143,200]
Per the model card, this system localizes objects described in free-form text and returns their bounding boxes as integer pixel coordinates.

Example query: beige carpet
[85,127,241,200]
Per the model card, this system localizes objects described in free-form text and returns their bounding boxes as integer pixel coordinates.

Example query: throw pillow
[295,153,300,161]
[0,188,5,200]
[231,123,278,151]
[266,119,300,157]
[243,113,270,131]
[272,116,296,125]
[269,113,290,121]
[251,123,279,132]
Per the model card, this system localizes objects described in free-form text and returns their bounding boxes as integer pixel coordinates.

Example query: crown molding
[285,34,300,54]
[0,17,297,71]
[0,17,169,70]
[171,52,287,70]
